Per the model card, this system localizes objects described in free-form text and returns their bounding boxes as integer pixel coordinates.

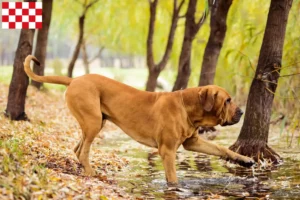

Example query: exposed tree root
[229,139,282,165]
[4,111,30,121]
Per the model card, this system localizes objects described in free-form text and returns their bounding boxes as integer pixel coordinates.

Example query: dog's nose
[237,109,243,116]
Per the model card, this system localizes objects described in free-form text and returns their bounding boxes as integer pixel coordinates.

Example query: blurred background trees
[172,0,208,91]
[67,0,99,77]
[145,0,184,91]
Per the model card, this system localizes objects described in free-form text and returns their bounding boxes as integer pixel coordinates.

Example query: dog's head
[198,85,243,127]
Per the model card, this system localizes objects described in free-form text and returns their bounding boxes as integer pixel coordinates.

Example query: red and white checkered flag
[1,2,42,29]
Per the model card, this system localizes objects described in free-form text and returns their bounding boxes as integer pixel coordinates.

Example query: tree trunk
[68,15,85,78]
[67,0,99,78]
[81,39,90,74]
[230,0,293,164]
[145,68,160,91]
[145,0,184,91]
[31,0,53,89]
[172,0,208,91]
[5,1,36,121]
[172,37,192,91]
[199,0,232,86]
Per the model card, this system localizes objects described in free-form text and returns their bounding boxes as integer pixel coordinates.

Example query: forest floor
[0,83,131,199]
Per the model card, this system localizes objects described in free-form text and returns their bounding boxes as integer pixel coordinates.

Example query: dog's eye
[225,98,231,104]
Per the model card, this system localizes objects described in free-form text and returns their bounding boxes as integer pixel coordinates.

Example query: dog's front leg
[182,135,255,167]
[159,144,178,186]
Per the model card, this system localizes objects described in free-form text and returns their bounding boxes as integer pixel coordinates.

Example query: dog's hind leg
[78,118,102,176]
[74,139,83,157]
[74,118,106,159]
[66,89,103,176]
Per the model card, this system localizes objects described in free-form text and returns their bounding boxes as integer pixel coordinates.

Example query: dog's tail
[24,55,72,86]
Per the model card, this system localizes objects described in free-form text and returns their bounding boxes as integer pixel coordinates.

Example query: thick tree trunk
[199,0,232,86]
[172,0,207,91]
[145,0,184,91]
[31,0,53,89]
[5,1,36,120]
[230,0,293,164]
[81,39,90,74]
[68,15,85,78]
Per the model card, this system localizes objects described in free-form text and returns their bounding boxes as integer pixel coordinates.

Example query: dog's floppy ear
[199,88,217,112]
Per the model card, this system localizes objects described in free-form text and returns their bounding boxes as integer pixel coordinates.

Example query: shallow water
[98,127,300,199]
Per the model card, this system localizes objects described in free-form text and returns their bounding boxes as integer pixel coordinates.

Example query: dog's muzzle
[221,108,243,126]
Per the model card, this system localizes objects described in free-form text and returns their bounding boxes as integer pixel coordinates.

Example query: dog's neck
[179,88,203,129]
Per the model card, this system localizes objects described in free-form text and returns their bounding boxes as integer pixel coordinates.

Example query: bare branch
[270,114,285,124]
[265,86,300,99]
[88,46,105,63]
[86,0,99,8]
[177,0,185,12]
[279,72,300,78]
[83,0,99,14]
[238,50,255,72]
[195,9,209,32]
[265,87,276,95]
[280,62,300,69]
[261,80,278,85]
[265,62,300,77]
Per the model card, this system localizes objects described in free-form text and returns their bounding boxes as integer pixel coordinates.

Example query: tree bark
[81,39,90,74]
[81,43,104,74]
[172,0,208,91]
[145,0,184,91]
[31,0,53,89]
[145,68,160,92]
[5,0,36,121]
[68,15,85,78]
[230,0,293,164]
[199,0,232,86]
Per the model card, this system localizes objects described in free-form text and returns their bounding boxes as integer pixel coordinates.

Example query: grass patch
[0,66,13,85]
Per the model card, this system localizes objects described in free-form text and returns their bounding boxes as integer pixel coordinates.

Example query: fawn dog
[24,55,254,184]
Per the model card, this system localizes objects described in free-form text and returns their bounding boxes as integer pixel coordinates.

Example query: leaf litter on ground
[0,83,130,199]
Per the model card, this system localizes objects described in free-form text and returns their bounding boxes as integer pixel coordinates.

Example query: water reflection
[99,130,300,199]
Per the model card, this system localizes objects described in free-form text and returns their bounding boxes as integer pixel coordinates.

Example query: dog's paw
[225,156,255,168]
[167,182,179,188]
[237,158,255,168]
[84,169,96,176]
